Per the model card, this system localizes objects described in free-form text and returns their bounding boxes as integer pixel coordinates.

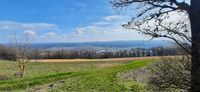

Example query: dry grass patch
[31,56,161,63]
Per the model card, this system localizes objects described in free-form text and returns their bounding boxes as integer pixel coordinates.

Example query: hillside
[27,40,172,50]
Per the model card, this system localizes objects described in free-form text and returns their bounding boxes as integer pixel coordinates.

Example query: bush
[148,56,191,91]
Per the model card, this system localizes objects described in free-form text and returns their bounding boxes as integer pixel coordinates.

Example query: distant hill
[28,40,173,50]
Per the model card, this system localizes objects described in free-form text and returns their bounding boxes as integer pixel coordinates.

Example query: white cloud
[74,28,85,34]
[41,15,149,42]
[44,32,57,37]
[0,21,59,31]
[68,25,149,42]
[103,15,124,21]
[23,30,37,40]
[0,21,62,43]
[92,21,110,26]
[22,23,58,31]
[39,32,58,42]
[24,30,36,36]
[33,23,149,43]
[0,15,149,43]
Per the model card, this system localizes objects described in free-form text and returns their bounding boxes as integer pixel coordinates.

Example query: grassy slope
[0,59,154,92]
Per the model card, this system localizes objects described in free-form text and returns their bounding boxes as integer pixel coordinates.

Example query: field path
[30,60,154,92]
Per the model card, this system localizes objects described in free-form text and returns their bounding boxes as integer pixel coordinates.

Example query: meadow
[0,58,155,92]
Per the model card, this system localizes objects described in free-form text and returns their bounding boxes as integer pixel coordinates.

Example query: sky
[0,0,154,43]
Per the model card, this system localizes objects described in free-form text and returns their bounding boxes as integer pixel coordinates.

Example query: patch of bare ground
[118,66,151,83]
[29,80,66,92]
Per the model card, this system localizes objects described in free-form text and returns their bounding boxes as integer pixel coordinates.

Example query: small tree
[12,33,34,77]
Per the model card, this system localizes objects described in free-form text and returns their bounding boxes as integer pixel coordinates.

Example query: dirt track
[31,56,163,63]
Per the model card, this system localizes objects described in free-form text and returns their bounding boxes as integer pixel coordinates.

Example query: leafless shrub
[148,56,191,91]
[11,33,34,77]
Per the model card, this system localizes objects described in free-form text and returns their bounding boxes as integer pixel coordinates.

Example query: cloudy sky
[0,0,151,43]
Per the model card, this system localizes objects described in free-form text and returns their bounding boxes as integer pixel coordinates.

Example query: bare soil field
[31,56,163,63]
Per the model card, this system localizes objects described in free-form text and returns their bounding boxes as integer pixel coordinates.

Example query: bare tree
[11,33,34,77]
[111,0,191,53]
[111,0,200,91]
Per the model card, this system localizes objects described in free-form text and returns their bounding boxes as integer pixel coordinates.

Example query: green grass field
[0,59,154,92]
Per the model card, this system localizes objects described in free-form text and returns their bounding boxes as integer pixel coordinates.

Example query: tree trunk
[190,0,200,91]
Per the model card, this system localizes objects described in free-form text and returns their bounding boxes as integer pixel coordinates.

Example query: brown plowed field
[31,56,165,63]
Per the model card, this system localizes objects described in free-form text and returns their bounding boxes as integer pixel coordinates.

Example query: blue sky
[0,0,150,43]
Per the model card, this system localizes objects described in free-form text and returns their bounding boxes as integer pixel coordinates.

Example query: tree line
[0,45,184,60]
